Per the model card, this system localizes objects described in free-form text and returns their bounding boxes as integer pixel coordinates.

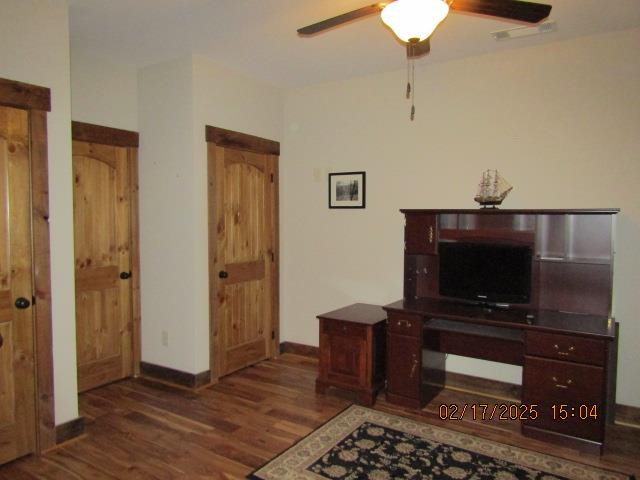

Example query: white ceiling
[68,0,640,88]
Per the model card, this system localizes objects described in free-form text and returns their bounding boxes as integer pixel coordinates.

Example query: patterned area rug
[249,405,634,480]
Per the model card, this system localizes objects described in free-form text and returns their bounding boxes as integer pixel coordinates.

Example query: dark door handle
[0,332,3,348]
[120,271,132,280]
[219,271,228,279]
[15,297,31,309]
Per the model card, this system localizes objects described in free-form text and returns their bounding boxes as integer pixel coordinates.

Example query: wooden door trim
[71,121,142,378]
[0,78,51,111]
[205,125,280,155]
[0,77,55,453]
[72,121,139,148]
[206,126,280,380]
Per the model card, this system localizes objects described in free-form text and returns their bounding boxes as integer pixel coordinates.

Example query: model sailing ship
[474,169,513,208]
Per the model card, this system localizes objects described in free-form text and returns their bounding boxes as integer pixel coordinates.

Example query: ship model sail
[474,170,512,208]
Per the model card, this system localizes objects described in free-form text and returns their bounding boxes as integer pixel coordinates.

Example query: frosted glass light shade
[381,0,449,42]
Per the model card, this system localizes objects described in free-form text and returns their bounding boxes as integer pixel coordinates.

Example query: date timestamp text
[438,403,538,421]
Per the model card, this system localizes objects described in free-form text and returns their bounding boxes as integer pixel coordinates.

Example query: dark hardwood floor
[1,353,638,478]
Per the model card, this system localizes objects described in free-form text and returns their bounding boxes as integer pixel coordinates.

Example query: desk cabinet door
[387,334,421,400]
[405,214,437,255]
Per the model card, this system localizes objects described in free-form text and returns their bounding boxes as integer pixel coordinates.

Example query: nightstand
[316,303,387,406]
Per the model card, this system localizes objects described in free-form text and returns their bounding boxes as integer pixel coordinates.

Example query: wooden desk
[383,298,618,454]
[316,304,387,406]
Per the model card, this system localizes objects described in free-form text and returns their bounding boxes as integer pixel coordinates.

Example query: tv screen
[439,242,532,305]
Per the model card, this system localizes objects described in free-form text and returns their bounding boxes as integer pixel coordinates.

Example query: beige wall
[70,44,138,130]
[280,27,640,406]
[138,57,198,373]
[138,55,283,373]
[0,0,79,424]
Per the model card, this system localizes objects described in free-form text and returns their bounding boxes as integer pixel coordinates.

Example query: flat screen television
[438,241,533,305]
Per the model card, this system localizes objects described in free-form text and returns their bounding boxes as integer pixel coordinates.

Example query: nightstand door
[320,321,367,386]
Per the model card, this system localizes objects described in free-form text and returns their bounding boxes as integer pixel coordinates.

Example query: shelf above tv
[535,256,612,265]
[440,228,534,245]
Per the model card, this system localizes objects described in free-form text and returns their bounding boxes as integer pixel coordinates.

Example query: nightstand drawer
[387,313,422,337]
[526,331,606,366]
[323,320,366,339]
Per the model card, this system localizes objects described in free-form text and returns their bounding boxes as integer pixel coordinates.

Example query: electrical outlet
[161,330,168,347]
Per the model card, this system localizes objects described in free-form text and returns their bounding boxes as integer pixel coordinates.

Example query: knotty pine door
[0,105,37,463]
[73,140,133,392]
[208,132,279,378]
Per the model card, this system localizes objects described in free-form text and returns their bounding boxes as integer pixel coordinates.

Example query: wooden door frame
[71,121,142,377]
[0,77,55,452]
[206,125,280,380]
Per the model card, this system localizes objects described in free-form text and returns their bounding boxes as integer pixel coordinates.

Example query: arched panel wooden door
[0,105,36,463]
[207,126,279,378]
[72,123,140,392]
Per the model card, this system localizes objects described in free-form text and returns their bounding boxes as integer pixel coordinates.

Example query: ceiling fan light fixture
[381,0,449,43]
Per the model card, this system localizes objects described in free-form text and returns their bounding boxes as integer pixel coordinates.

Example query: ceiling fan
[297,0,552,120]
[297,0,553,59]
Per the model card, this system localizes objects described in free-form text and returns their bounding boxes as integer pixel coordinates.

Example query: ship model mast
[474,169,513,208]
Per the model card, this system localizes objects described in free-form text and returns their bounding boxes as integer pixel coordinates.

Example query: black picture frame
[328,171,366,209]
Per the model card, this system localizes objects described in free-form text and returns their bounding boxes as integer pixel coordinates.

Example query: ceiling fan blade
[297,3,389,36]
[449,0,552,23]
[407,38,430,58]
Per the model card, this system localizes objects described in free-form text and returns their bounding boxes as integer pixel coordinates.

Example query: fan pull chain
[406,56,411,99]
[410,57,416,121]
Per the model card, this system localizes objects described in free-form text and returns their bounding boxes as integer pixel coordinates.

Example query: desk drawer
[523,356,605,441]
[526,331,606,366]
[387,313,422,337]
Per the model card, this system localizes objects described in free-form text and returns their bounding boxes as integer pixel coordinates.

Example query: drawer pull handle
[552,376,573,389]
[428,226,434,244]
[409,355,418,378]
[397,319,412,328]
[553,344,575,356]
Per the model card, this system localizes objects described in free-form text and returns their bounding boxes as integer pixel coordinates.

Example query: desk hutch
[384,208,619,454]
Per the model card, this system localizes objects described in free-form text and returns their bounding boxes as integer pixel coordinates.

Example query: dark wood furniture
[385,209,619,454]
[316,303,387,406]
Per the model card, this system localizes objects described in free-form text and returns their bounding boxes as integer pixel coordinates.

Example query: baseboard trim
[444,371,521,401]
[55,416,85,445]
[280,341,319,357]
[280,341,640,426]
[140,361,211,389]
[616,404,640,428]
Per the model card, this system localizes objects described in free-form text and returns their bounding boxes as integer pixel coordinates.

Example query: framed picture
[328,171,366,209]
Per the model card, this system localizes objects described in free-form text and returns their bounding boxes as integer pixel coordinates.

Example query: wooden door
[208,126,279,378]
[0,105,37,463]
[73,140,133,392]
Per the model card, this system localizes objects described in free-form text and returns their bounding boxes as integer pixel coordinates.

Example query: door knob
[14,297,31,309]
[120,271,132,280]
[219,271,228,279]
